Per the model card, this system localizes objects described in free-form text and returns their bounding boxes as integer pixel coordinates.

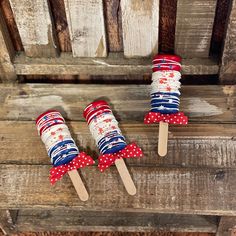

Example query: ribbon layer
[144,112,188,125]
[50,152,95,184]
[98,143,143,172]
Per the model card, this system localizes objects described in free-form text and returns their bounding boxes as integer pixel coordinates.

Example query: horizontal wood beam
[15,210,218,233]
[13,52,219,75]
[0,84,235,123]
[1,164,236,215]
[1,122,236,167]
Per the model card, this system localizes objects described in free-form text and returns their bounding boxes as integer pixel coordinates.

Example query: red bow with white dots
[50,152,95,184]
[98,143,143,172]
[144,112,188,125]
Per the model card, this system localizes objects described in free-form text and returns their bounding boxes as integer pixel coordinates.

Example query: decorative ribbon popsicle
[144,55,188,157]
[83,100,143,196]
[36,110,94,201]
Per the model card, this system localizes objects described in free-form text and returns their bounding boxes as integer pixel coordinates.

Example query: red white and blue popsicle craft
[84,100,143,195]
[144,55,188,156]
[36,110,94,201]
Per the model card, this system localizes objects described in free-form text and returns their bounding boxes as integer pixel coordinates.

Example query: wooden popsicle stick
[115,158,137,196]
[67,169,89,201]
[158,121,169,157]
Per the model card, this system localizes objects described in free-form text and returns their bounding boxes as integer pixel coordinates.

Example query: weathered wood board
[216,216,236,236]
[15,210,218,232]
[0,84,234,122]
[9,0,58,57]
[0,11,16,83]
[13,53,219,75]
[220,0,236,83]
[120,0,159,57]
[1,122,236,167]
[1,163,236,215]
[64,0,107,57]
[175,0,217,58]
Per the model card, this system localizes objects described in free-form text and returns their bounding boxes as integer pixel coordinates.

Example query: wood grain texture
[0,10,16,83]
[48,0,72,52]
[120,0,159,57]
[64,0,107,57]
[0,121,236,166]
[13,52,219,75]
[0,84,234,122]
[175,0,217,58]
[220,0,236,84]
[0,210,17,235]
[9,0,58,57]
[216,217,236,236]
[14,210,218,233]
[104,0,123,52]
[159,0,177,54]
[0,0,23,51]
[1,164,236,215]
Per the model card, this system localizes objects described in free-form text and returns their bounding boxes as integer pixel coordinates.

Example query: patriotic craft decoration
[36,110,94,201]
[144,55,188,156]
[84,100,143,195]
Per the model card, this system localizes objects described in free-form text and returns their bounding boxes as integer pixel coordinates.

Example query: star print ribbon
[144,112,188,125]
[98,143,143,172]
[50,152,95,184]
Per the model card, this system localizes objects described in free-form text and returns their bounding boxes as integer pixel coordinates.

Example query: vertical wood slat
[120,0,159,57]
[0,10,16,83]
[104,0,123,52]
[64,0,107,57]
[216,217,236,236]
[175,0,217,58]
[9,0,58,58]
[220,0,236,84]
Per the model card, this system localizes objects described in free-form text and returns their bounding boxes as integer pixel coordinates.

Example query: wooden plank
[0,210,17,235]
[0,10,16,83]
[64,0,107,57]
[1,164,236,215]
[120,0,159,57]
[9,0,58,57]
[0,0,23,51]
[159,0,177,54]
[0,84,234,122]
[175,0,217,58]
[220,0,236,84]
[0,121,236,167]
[15,210,218,233]
[104,0,123,52]
[216,217,236,236]
[13,52,219,75]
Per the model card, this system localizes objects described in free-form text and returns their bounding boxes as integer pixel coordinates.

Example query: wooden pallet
[0,0,236,235]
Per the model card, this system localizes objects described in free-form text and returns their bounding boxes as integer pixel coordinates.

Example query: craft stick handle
[158,121,169,157]
[68,169,89,201]
[115,158,137,196]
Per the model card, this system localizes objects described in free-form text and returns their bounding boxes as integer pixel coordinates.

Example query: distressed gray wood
[220,0,236,84]
[0,84,234,122]
[216,217,236,236]
[1,164,236,215]
[120,0,159,57]
[0,11,16,83]
[9,0,58,57]
[0,122,235,167]
[64,0,107,57]
[175,0,217,58]
[13,52,219,75]
[15,210,218,232]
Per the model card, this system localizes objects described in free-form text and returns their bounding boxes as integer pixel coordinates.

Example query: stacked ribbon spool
[83,100,127,155]
[84,100,143,195]
[144,55,188,156]
[36,110,94,201]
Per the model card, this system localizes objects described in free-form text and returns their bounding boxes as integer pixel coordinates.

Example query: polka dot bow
[144,112,188,125]
[50,152,95,184]
[98,143,143,172]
